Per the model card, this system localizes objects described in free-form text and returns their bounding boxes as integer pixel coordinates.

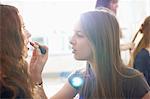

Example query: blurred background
[1,0,150,98]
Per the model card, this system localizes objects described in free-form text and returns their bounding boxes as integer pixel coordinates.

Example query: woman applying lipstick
[0,4,48,99]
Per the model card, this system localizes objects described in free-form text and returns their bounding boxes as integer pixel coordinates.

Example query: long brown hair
[0,4,33,98]
[79,10,141,98]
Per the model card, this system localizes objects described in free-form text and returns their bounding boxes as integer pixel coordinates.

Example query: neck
[88,59,97,72]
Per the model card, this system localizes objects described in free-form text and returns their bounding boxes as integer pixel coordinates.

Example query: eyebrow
[76,30,82,33]
[74,29,82,32]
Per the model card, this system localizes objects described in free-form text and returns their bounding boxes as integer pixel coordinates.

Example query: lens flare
[71,76,83,88]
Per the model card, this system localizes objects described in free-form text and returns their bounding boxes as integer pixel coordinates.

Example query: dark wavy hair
[0,4,33,98]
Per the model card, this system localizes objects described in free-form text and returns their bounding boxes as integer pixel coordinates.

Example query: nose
[69,35,76,45]
[25,29,31,38]
[27,32,31,38]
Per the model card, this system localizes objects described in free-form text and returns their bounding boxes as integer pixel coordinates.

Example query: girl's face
[19,15,31,57]
[70,20,93,61]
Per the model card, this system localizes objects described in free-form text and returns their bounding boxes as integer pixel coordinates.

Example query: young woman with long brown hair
[49,9,150,99]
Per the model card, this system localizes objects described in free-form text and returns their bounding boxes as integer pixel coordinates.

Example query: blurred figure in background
[95,0,135,51]
[0,4,48,99]
[95,0,118,14]
[132,16,150,86]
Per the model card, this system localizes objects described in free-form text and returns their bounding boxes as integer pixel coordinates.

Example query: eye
[76,31,84,38]
[23,25,26,31]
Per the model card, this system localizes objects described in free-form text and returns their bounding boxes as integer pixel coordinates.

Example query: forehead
[73,20,82,31]
[18,13,24,25]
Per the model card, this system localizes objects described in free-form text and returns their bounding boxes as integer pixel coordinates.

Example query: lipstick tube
[30,42,46,54]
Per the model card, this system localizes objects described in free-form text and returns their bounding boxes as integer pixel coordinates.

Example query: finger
[34,42,40,46]
[32,49,38,56]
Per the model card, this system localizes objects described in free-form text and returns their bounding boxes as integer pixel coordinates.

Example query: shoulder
[122,67,150,98]
[134,48,150,67]
[122,67,142,76]
[136,48,149,58]
[68,68,86,90]
[68,68,86,78]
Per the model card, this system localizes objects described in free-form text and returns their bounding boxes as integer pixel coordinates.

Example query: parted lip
[25,40,30,50]
[72,47,78,54]
[72,50,75,53]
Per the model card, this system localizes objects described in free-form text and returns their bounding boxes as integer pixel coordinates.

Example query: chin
[24,47,29,58]
[74,55,80,60]
[74,56,85,61]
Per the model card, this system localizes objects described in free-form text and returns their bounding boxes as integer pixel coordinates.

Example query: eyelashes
[77,33,84,38]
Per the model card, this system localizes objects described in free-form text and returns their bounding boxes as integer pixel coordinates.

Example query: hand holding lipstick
[28,42,48,85]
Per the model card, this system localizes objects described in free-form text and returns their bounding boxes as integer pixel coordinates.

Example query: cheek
[80,43,93,59]
[22,29,31,40]
[85,47,93,59]
[23,33,31,45]
[22,31,27,40]
[24,37,28,45]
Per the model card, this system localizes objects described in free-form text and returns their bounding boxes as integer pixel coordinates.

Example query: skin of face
[70,20,93,62]
[19,14,31,57]
[110,0,118,14]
